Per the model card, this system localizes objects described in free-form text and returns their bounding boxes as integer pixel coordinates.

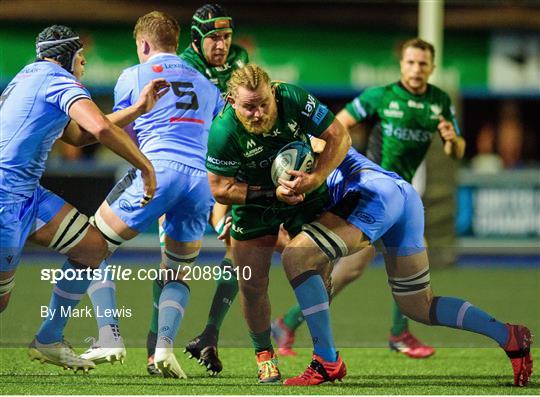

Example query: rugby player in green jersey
[205,64,350,383]
[272,38,466,359]
[144,4,250,375]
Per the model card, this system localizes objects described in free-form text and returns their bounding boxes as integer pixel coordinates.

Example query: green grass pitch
[1,259,538,394]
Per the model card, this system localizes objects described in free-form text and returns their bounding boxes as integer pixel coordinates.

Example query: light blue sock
[291,270,337,362]
[88,260,118,330]
[431,296,509,346]
[36,260,93,344]
[157,281,190,343]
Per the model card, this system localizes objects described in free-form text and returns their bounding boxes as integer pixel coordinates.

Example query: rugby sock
[149,279,163,334]
[87,260,120,339]
[149,226,166,339]
[430,296,509,346]
[206,258,239,333]
[283,304,305,331]
[390,301,409,336]
[36,260,93,344]
[157,281,190,344]
[249,328,272,353]
[291,270,337,362]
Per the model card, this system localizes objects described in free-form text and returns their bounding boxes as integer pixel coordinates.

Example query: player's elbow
[86,116,114,140]
[212,190,230,205]
[333,120,352,149]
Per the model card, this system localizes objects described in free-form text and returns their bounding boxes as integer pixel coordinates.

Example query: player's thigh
[380,180,425,257]
[28,187,106,267]
[283,211,370,281]
[331,245,376,292]
[161,179,214,246]
[30,202,106,267]
[160,234,202,282]
[0,269,16,312]
[96,167,158,244]
[0,199,34,273]
[232,235,277,296]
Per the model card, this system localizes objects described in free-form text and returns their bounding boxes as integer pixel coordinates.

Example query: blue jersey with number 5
[114,53,223,170]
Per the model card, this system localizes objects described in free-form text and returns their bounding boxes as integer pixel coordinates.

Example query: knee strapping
[301,222,349,261]
[388,266,430,296]
[0,275,15,296]
[163,249,200,270]
[91,212,126,253]
[48,208,90,254]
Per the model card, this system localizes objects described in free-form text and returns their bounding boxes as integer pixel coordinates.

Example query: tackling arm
[281,118,351,195]
[68,98,156,202]
[106,78,169,128]
[61,78,169,147]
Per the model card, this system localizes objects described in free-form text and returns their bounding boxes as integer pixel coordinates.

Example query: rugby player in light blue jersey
[79,11,223,378]
[0,24,166,372]
[277,143,532,387]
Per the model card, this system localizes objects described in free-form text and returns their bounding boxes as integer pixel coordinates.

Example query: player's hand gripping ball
[271,140,314,186]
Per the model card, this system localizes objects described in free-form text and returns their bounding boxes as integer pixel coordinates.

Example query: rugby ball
[271,141,314,186]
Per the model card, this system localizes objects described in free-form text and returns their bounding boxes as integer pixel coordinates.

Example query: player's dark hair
[35,25,82,73]
[191,3,233,61]
[400,38,435,61]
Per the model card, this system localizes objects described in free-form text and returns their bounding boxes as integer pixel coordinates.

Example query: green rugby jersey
[180,44,249,93]
[345,82,460,182]
[206,82,334,200]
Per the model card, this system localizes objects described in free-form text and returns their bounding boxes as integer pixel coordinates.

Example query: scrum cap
[191,4,233,61]
[36,25,83,73]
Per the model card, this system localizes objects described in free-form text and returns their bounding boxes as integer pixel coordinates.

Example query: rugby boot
[284,352,346,385]
[146,355,161,376]
[29,338,95,373]
[503,324,533,387]
[256,350,281,384]
[80,336,126,364]
[271,316,297,356]
[155,345,187,379]
[184,330,222,376]
[389,330,435,358]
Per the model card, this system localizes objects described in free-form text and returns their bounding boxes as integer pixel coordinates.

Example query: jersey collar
[146,52,177,63]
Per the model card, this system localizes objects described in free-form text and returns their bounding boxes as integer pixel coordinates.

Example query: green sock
[206,258,239,331]
[390,301,409,336]
[249,327,272,352]
[149,279,163,334]
[283,304,305,331]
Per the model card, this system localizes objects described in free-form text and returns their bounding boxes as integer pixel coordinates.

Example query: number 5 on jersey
[171,81,199,110]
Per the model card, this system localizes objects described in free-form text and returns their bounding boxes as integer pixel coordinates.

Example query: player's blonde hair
[227,63,271,97]
[133,11,179,52]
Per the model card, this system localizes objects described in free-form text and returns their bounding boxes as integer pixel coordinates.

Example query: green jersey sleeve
[277,83,335,137]
[344,86,385,122]
[206,109,242,177]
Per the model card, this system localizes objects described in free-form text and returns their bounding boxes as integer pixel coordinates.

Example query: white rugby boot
[29,338,95,373]
[80,335,126,365]
[154,336,187,379]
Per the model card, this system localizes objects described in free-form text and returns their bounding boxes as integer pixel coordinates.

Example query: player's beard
[238,100,278,135]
